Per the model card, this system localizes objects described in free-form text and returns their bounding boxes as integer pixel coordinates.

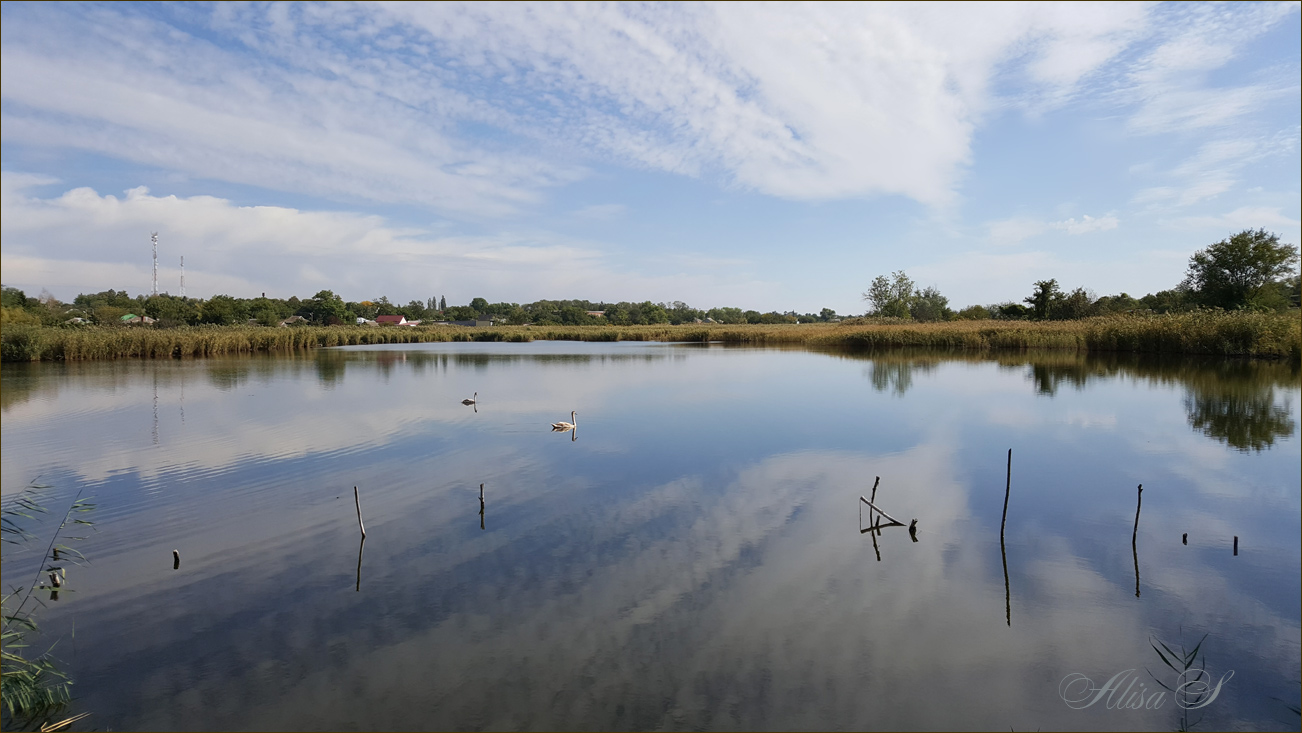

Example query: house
[119,314,157,325]
[375,315,408,326]
[278,315,309,327]
[586,311,606,318]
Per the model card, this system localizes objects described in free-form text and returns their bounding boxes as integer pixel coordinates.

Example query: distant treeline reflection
[1,347,1295,452]
[838,349,1298,453]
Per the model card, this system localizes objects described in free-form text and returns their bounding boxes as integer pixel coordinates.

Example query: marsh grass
[2,486,95,730]
[3,311,1298,362]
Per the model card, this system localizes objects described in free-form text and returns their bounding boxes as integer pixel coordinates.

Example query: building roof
[375,315,407,323]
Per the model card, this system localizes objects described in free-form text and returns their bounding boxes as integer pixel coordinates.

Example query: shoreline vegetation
[2,311,1299,363]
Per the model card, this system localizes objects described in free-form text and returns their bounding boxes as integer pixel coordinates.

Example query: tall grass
[2,311,1298,363]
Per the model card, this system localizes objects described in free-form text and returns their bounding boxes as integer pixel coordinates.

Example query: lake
[2,342,1299,731]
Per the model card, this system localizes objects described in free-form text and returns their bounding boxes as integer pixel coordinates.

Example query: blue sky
[2,1,1298,314]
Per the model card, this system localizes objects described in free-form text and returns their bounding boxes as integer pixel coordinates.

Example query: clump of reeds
[3,311,1297,362]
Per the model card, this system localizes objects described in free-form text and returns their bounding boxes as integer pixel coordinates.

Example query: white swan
[462,392,477,405]
[551,411,577,430]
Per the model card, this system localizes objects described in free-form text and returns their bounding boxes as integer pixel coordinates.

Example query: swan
[462,392,477,405]
[551,411,577,430]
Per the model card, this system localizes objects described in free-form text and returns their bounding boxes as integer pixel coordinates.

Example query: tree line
[861,229,1299,322]
[2,229,1297,329]
[0,288,844,328]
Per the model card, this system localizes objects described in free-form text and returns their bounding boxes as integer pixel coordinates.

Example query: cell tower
[151,232,159,296]
[180,256,185,297]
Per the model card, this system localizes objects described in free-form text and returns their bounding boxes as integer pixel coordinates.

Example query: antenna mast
[180,256,185,297]
[151,232,159,296]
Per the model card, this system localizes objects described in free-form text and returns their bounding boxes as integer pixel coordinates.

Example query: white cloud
[0,2,1165,212]
[1132,131,1300,207]
[0,174,772,306]
[1049,214,1119,235]
[987,213,1118,244]
[1120,2,1299,136]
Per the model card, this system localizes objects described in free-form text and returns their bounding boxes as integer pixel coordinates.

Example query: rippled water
[2,343,1299,731]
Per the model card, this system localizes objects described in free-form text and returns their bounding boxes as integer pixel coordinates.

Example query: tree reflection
[847,349,1298,451]
[866,357,938,396]
[1184,380,1295,452]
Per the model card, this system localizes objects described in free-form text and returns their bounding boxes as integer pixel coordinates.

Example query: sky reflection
[1,344,1297,731]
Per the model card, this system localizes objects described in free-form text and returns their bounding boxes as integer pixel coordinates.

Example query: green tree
[863,271,914,318]
[1182,229,1299,310]
[443,306,477,321]
[1139,289,1190,314]
[991,302,1029,320]
[954,304,991,320]
[1,286,30,310]
[304,290,350,325]
[199,294,247,325]
[909,286,951,322]
[1023,279,1062,320]
[818,308,838,322]
[1054,287,1096,320]
[144,294,200,326]
[469,298,489,314]
[702,307,738,324]
[1093,292,1140,314]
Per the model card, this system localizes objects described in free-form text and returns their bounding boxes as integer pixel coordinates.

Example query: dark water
[2,343,1299,731]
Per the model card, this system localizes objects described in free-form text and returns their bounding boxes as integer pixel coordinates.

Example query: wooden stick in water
[1000,449,1012,540]
[859,496,906,527]
[1132,484,1142,598]
[354,486,367,539]
[1132,484,1143,539]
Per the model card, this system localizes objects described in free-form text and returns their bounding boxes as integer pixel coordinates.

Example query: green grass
[3,311,1299,363]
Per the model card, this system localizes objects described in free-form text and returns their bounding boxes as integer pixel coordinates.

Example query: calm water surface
[2,343,1299,731]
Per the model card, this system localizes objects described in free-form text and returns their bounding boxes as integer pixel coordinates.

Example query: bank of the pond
[2,311,1299,362]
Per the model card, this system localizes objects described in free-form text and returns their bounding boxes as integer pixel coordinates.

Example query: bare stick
[1233,536,1238,556]
[173,549,180,570]
[1132,484,1142,598]
[1132,484,1143,538]
[1001,449,1012,626]
[354,486,367,539]
[859,496,906,527]
[356,537,365,592]
[1000,449,1012,541]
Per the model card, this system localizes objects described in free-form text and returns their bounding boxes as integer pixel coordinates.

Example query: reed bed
[2,311,1298,362]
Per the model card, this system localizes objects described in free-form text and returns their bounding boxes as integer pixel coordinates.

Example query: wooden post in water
[354,486,367,539]
[1233,536,1238,556]
[173,549,180,569]
[861,476,880,529]
[356,537,365,592]
[1001,449,1012,626]
[479,483,486,531]
[1182,533,1187,545]
[1000,449,1012,540]
[1132,484,1142,598]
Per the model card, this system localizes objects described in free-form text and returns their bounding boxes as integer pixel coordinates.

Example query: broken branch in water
[859,496,907,527]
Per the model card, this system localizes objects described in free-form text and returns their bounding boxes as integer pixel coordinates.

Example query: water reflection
[865,357,939,395]
[1,343,1297,730]
[842,350,1299,451]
